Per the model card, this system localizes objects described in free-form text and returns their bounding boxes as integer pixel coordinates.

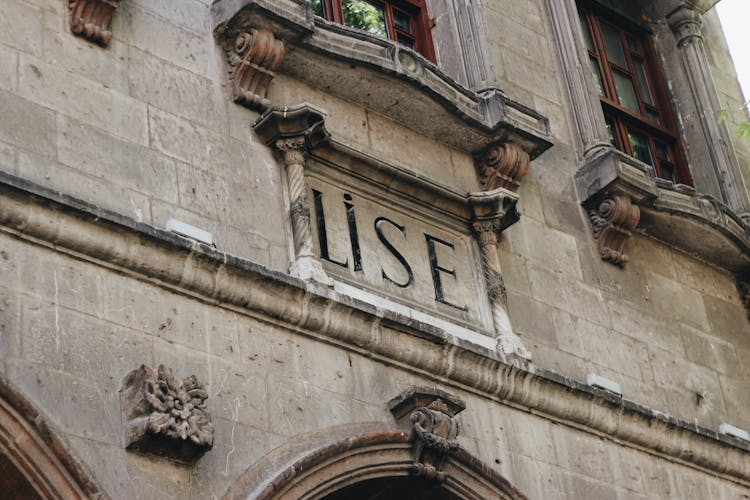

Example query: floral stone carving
[476,142,531,193]
[226,29,286,112]
[388,387,466,482]
[589,195,640,266]
[120,364,214,463]
[69,0,121,46]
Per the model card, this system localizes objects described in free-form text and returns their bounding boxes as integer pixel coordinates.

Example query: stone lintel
[575,148,750,274]
[1,172,749,484]
[211,0,552,157]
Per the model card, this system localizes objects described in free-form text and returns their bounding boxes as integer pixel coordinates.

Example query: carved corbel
[468,190,531,360]
[588,195,640,266]
[388,387,466,482]
[120,365,214,464]
[225,29,285,112]
[476,142,531,193]
[69,0,121,46]
[253,103,333,285]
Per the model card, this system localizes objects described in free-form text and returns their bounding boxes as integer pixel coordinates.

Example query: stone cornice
[575,148,750,274]
[0,171,748,485]
[210,0,552,157]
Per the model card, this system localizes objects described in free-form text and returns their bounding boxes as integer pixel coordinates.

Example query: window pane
[654,141,669,162]
[601,22,628,67]
[393,9,412,33]
[626,35,639,53]
[604,116,618,147]
[397,33,415,48]
[311,0,324,17]
[613,71,639,113]
[659,162,675,182]
[578,12,594,51]
[628,129,653,166]
[647,109,660,124]
[590,57,604,96]
[342,0,387,37]
[633,59,654,105]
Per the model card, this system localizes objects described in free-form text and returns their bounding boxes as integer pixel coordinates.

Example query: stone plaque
[306,162,492,333]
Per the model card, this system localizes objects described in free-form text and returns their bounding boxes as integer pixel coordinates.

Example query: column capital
[253,103,330,153]
[667,5,704,46]
[467,187,520,235]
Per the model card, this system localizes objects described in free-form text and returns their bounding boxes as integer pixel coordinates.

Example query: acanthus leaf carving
[477,142,530,192]
[388,387,465,482]
[226,29,285,112]
[589,195,640,266]
[69,0,121,46]
[120,364,214,464]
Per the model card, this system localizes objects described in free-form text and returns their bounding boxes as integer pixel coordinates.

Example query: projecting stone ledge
[120,365,214,464]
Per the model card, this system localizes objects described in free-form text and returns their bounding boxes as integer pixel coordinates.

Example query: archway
[0,376,105,499]
[224,427,527,500]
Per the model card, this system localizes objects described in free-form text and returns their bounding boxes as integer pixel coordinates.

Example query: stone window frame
[545,0,750,279]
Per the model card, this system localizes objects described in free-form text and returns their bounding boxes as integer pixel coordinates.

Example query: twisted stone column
[468,190,531,360]
[253,104,333,285]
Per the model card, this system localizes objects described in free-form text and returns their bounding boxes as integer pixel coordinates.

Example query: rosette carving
[120,364,214,463]
[69,0,121,46]
[226,29,285,111]
[477,143,530,192]
[589,195,640,266]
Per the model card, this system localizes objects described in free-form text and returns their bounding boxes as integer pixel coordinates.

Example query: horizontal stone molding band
[0,172,748,486]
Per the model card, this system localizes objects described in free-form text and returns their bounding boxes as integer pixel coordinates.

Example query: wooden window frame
[579,3,693,185]
[313,0,436,63]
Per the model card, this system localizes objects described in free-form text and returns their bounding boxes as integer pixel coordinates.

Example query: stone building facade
[0,0,749,497]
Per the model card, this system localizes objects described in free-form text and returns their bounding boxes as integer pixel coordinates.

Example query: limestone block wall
[483,0,750,431]
[1,230,749,499]
[0,0,289,270]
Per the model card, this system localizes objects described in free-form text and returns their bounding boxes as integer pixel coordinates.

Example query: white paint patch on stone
[586,373,623,396]
[166,218,213,245]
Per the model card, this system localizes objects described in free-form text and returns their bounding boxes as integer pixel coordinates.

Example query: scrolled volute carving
[69,0,121,46]
[120,364,214,464]
[226,29,285,112]
[477,142,530,193]
[589,195,640,266]
[388,387,465,482]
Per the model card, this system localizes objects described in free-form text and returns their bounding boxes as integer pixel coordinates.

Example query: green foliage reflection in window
[312,0,324,16]
[342,0,387,37]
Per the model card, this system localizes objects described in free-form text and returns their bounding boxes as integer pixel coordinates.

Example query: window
[311,0,436,62]
[579,3,692,185]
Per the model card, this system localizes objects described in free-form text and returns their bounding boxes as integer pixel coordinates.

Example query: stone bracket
[388,387,466,482]
[120,364,214,464]
[588,195,640,266]
[575,147,750,273]
[225,28,286,112]
[69,0,121,46]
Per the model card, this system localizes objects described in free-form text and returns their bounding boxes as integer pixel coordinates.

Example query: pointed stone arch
[0,376,106,499]
[223,424,527,500]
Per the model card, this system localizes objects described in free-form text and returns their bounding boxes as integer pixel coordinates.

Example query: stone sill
[210,0,552,157]
[0,171,748,484]
[575,147,750,275]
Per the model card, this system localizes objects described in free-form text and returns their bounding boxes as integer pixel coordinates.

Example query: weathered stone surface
[0,89,56,158]
[120,364,214,464]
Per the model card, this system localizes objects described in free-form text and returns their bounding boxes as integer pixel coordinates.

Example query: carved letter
[313,189,348,268]
[476,142,530,192]
[425,234,467,311]
[120,365,214,464]
[375,216,414,288]
[226,29,285,112]
[69,0,121,46]
[344,194,363,272]
[589,195,640,266]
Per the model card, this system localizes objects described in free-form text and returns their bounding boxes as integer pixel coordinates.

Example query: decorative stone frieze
[588,195,640,266]
[388,387,466,482]
[253,103,333,285]
[468,189,531,359]
[476,142,530,193]
[225,29,285,112]
[69,0,121,46]
[120,364,214,464]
